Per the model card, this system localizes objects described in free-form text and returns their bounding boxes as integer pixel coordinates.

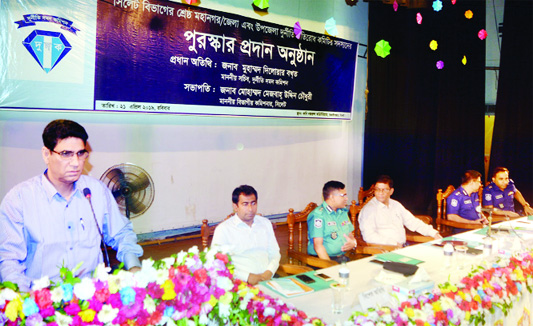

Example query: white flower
[73,277,96,300]
[31,276,50,291]
[188,245,199,255]
[199,313,209,325]
[263,307,276,317]
[50,286,64,303]
[93,263,111,281]
[143,295,156,314]
[218,302,230,318]
[155,269,168,284]
[176,251,187,264]
[98,304,119,324]
[216,276,234,291]
[161,256,176,268]
[117,269,136,288]
[0,288,19,303]
[54,311,73,326]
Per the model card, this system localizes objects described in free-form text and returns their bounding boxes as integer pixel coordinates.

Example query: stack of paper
[266,278,314,297]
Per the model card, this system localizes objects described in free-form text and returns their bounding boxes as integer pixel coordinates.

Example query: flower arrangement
[348,250,533,326]
[0,246,326,326]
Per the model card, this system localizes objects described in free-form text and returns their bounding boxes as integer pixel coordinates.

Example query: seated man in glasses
[359,175,441,247]
[0,119,143,292]
[307,180,357,263]
[482,167,533,218]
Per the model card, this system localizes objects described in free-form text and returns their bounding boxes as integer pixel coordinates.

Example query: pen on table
[80,217,85,230]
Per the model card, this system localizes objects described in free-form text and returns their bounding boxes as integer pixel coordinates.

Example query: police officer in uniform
[447,170,489,228]
[482,167,533,217]
[307,180,357,263]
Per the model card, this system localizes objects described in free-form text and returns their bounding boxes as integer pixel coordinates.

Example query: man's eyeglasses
[333,193,348,197]
[375,188,391,193]
[51,149,89,160]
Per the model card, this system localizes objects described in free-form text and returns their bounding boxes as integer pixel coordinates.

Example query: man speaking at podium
[0,119,143,291]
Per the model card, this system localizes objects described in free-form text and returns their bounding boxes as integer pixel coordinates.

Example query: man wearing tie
[0,119,142,291]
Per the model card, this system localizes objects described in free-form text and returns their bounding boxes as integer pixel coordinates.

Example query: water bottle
[338,262,350,287]
[443,243,454,267]
[483,237,493,257]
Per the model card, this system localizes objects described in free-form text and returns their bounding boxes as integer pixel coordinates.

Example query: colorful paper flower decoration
[451,0,456,4]
[294,21,302,39]
[374,40,391,58]
[185,0,197,4]
[252,0,269,10]
[465,10,473,19]
[429,40,438,51]
[462,55,467,65]
[436,60,444,69]
[416,12,423,24]
[325,17,338,36]
[478,29,488,40]
[433,0,443,12]
[393,0,398,11]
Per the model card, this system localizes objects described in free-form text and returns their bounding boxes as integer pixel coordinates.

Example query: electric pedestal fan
[100,163,155,219]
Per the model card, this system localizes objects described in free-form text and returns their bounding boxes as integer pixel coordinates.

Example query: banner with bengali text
[0,0,358,120]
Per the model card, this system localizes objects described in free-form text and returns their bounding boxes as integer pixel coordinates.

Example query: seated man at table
[307,180,357,263]
[447,170,489,226]
[212,185,280,285]
[483,167,533,218]
[359,175,442,246]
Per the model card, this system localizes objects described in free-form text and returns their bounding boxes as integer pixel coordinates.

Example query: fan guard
[100,163,155,219]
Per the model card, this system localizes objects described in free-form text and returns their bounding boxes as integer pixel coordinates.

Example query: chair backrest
[200,213,235,250]
[436,185,455,220]
[358,185,374,206]
[286,202,317,264]
[348,199,368,247]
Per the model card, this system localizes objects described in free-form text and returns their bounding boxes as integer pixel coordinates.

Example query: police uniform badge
[314,219,323,228]
[451,199,458,207]
[331,231,338,240]
[485,194,492,201]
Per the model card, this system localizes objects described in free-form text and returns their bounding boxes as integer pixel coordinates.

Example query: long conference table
[259,217,533,325]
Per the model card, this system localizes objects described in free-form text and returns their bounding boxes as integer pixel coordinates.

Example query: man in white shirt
[359,175,442,246]
[212,185,280,285]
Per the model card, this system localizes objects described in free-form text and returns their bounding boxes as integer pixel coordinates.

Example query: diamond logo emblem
[22,30,72,73]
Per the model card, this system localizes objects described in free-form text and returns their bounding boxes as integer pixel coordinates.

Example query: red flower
[193,268,208,284]
[297,310,307,319]
[147,311,163,325]
[216,252,229,264]
[435,310,447,322]
[34,289,53,309]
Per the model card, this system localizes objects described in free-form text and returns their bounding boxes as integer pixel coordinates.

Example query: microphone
[83,188,110,268]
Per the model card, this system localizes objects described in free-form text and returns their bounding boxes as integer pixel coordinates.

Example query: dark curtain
[364,1,485,215]
[489,0,533,204]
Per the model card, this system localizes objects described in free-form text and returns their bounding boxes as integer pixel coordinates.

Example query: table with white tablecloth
[260,217,533,325]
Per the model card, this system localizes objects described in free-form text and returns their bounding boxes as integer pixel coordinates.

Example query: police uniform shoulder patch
[485,193,492,201]
[314,219,323,228]
[451,199,458,207]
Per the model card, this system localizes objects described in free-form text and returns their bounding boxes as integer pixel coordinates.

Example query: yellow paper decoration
[429,40,438,51]
[465,10,473,19]
[462,55,467,65]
